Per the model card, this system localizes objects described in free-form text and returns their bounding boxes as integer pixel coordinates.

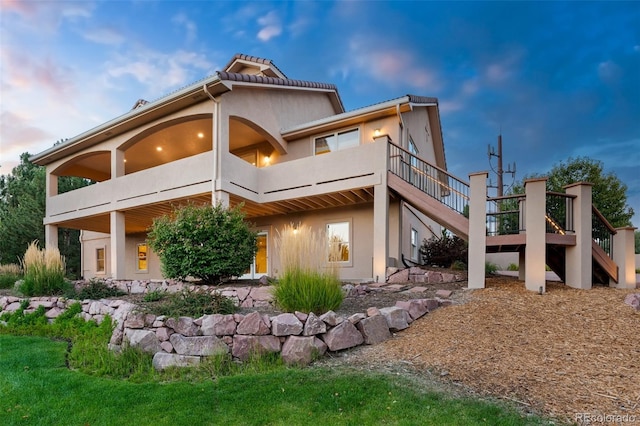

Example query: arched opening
[229,116,280,167]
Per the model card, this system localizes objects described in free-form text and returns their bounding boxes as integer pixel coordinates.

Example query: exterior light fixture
[264,155,271,165]
[197,132,204,138]
[373,129,381,137]
[156,147,163,152]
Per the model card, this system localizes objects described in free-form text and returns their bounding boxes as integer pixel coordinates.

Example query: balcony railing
[486,194,524,236]
[388,142,469,215]
[485,192,576,237]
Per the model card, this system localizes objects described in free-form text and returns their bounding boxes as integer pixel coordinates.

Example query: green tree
[147,203,257,284]
[512,157,634,228]
[0,153,90,278]
[635,231,639,254]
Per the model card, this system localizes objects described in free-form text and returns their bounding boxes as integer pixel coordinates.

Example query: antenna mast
[488,134,516,197]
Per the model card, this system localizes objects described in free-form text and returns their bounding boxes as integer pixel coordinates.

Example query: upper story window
[315,129,360,155]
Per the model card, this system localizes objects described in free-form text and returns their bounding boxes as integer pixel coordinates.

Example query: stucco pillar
[46,172,58,197]
[467,172,488,289]
[611,227,637,289]
[518,250,526,281]
[112,149,125,178]
[110,211,126,279]
[372,135,390,282]
[45,224,58,249]
[524,178,547,293]
[564,182,593,289]
[213,191,230,207]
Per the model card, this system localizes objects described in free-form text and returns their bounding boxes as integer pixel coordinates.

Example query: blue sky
[1,1,639,225]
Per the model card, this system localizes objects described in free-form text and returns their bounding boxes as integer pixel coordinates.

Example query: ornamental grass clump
[0,263,23,289]
[273,224,343,314]
[19,242,69,296]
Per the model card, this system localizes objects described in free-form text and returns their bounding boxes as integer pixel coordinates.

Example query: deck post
[564,182,593,289]
[110,211,126,280]
[44,224,59,249]
[372,136,390,282]
[612,227,637,289]
[468,172,488,289]
[524,178,547,292]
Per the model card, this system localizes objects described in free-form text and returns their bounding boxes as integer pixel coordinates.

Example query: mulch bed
[357,276,640,423]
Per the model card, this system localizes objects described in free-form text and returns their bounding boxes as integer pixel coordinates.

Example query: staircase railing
[592,205,616,257]
[388,142,469,215]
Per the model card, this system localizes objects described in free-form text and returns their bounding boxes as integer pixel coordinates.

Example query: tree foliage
[513,156,634,228]
[147,203,257,284]
[635,231,640,255]
[420,230,468,268]
[0,153,91,278]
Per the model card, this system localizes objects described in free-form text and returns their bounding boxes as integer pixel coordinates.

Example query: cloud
[342,37,440,92]
[1,47,75,97]
[257,10,282,41]
[0,0,94,32]
[104,49,214,94]
[172,12,198,43]
[83,26,125,45]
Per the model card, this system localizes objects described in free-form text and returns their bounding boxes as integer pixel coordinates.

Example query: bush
[18,242,70,296]
[143,289,166,302]
[507,263,519,271]
[485,262,498,275]
[0,263,22,289]
[149,289,237,318]
[74,279,126,299]
[148,203,257,285]
[420,231,468,268]
[273,224,343,314]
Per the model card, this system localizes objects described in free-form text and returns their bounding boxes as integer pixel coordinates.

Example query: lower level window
[137,243,148,272]
[411,228,419,260]
[327,221,350,263]
[96,248,105,273]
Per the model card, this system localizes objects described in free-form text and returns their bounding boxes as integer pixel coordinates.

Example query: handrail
[388,141,469,216]
[592,205,617,234]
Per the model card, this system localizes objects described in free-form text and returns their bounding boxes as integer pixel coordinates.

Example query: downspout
[203,84,221,203]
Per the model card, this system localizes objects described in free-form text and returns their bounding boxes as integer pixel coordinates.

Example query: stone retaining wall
[0,286,451,370]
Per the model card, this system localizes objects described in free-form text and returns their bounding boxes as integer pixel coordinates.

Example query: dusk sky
[1,1,638,225]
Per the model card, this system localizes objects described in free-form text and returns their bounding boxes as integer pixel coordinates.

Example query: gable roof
[223,53,287,78]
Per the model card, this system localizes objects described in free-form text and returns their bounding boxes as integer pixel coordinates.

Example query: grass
[0,335,548,425]
[147,289,237,318]
[0,264,22,289]
[273,224,344,314]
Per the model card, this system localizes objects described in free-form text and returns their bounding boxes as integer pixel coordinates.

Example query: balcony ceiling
[53,188,376,235]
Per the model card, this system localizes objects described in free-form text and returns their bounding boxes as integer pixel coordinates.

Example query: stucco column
[112,149,125,178]
[611,227,637,289]
[564,182,593,289]
[467,171,488,289]
[110,211,126,279]
[372,135,390,282]
[45,224,58,249]
[524,178,547,293]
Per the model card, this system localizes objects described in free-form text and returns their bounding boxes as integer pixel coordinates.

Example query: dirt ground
[318,276,640,424]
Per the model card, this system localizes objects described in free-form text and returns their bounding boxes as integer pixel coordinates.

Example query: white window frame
[314,128,360,155]
[136,243,148,273]
[411,228,419,261]
[96,247,106,274]
[326,219,353,266]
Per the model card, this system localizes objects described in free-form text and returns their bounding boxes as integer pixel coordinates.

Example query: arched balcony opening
[229,116,279,167]
[52,151,108,194]
[120,115,213,175]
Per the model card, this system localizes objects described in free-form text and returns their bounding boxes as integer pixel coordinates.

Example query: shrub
[149,289,237,318]
[18,242,70,296]
[74,279,126,299]
[420,231,468,268]
[507,263,519,271]
[485,261,498,275]
[450,260,467,271]
[143,289,166,302]
[0,263,22,289]
[273,224,343,314]
[148,203,257,285]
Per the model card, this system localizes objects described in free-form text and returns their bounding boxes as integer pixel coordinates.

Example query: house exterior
[31,54,450,283]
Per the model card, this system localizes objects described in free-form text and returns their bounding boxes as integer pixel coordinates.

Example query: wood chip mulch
[364,277,640,423]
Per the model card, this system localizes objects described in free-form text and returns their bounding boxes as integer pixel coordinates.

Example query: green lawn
[0,335,547,425]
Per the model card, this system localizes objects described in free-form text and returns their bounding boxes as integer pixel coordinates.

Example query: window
[411,228,419,261]
[137,243,148,272]
[96,248,105,273]
[315,129,360,155]
[327,221,350,263]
